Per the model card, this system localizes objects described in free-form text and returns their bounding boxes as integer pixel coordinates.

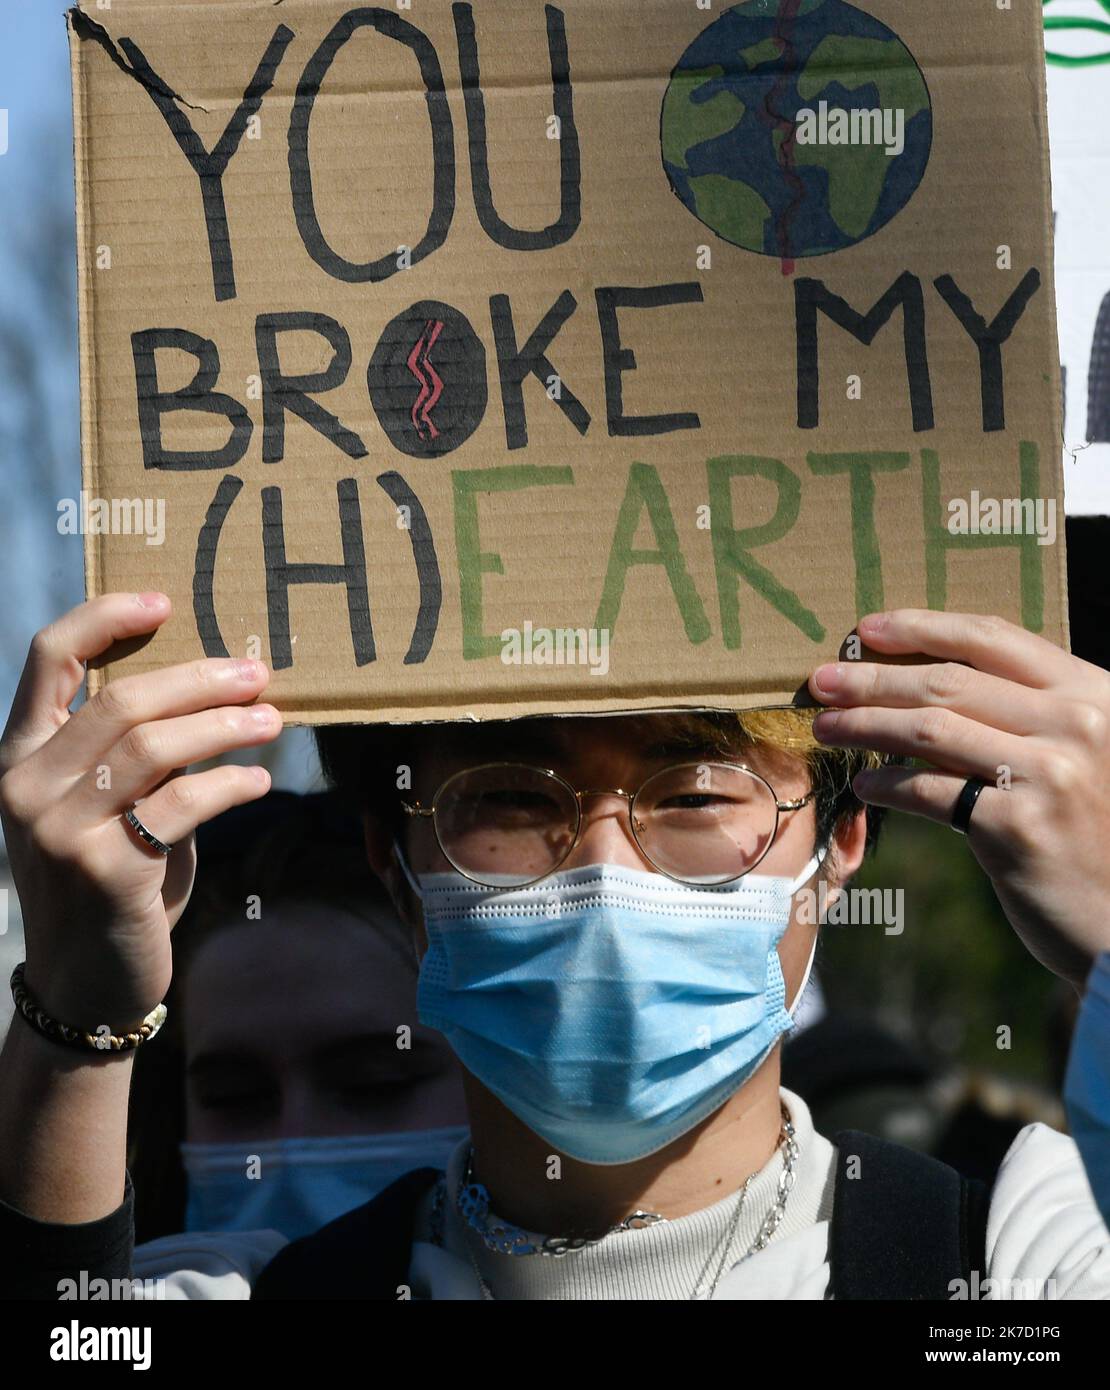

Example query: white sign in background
[1045,4,1110,516]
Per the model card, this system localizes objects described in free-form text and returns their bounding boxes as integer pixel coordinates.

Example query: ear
[824,804,869,887]
[362,809,393,879]
[363,812,415,920]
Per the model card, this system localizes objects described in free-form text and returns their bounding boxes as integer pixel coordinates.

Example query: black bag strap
[252,1167,440,1300]
[829,1130,991,1300]
[253,1136,993,1301]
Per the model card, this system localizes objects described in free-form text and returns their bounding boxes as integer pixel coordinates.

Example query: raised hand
[809,610,1110,991]
[0,592,283,1035]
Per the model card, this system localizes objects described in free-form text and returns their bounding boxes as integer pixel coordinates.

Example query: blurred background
[1,1,1109,1180]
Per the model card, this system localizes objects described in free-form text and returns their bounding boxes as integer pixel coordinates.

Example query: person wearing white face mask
[2,598,1110,1304]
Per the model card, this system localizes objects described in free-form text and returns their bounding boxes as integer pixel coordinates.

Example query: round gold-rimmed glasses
[401,761,815,888]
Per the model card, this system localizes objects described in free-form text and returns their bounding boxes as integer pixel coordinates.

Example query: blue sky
[0,4,83,704]
[0,2,74,325]
[0,2,71,200]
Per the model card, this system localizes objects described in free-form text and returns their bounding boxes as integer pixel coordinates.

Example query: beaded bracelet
[9,963,168,1053]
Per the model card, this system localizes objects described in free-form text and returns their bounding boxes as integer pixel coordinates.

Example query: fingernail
[814,664,843,694]
[236,659,264,681]
[249,705,277,727]
[136,592,166,609]
[250,766,271,786]
[860,613,888,635]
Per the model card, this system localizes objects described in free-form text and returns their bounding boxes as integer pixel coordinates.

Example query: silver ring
[123,807,173,856]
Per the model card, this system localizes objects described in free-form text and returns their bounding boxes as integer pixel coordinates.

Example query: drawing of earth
[661,0,932,264]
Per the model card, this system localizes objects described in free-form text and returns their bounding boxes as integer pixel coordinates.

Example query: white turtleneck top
[127,1081,1110,1300]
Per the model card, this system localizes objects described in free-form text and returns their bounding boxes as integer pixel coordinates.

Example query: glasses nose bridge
[576,786,635,805]
[572,786,639,841]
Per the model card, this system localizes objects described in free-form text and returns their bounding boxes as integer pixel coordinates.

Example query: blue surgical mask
[396,845,824,1166]
[181,1127,470,1240]
[1063,952,1110,1231]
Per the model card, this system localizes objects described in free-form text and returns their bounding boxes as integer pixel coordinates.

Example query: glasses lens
[435,764,579,886]
[632,763,779,884]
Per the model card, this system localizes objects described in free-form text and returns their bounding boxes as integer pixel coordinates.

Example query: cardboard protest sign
[69,0,1068,725]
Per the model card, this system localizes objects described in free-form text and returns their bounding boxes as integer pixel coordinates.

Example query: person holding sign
[0,594,1108,1300]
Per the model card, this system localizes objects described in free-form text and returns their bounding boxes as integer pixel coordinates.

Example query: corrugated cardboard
[69,0,1069,725]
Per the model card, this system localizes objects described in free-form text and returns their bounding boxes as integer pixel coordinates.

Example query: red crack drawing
[407,318,446,442]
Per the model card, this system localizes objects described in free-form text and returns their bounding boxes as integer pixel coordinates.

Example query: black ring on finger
[951,778,988,836]
[123,807,173,857]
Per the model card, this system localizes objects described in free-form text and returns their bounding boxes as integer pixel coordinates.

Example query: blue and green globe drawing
[661,0,932,263]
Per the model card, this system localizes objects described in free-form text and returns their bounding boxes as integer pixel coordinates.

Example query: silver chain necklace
[446,1105,798,1301]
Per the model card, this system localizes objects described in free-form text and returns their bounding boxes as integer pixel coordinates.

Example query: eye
[479,789,557,809]
[656,793,737,811]
[457,788,564,825]
[329,1078,410,1108]
[194,1087,279,1118]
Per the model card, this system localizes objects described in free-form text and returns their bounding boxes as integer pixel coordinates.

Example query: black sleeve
[0,1173,135,1300]
[253,1167,439,1300]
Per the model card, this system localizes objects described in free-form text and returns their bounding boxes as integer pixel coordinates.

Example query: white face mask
[181,1127,470,1240]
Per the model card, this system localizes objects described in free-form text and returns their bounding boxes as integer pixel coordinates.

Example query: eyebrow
[430,716,755,776]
